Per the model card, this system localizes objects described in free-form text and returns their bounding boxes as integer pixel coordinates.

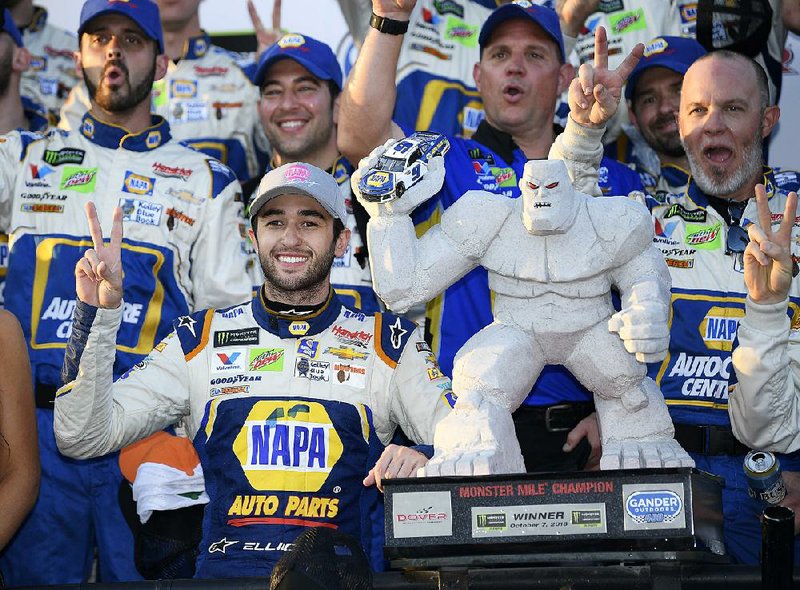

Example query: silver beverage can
[744,450,786,505]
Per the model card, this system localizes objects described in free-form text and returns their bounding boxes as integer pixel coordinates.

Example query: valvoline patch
[625,490,683,524]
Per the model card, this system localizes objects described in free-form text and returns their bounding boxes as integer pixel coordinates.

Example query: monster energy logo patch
[214,328,260,347]
[43,148,85,166]
[434,0,463,17]
[665,203,707,223]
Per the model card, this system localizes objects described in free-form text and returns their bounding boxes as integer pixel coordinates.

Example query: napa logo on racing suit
[59,166,97,193]
[232,400,343,491]
[170,79,198,98]
[699,306,743,352]
[122,171,156,196]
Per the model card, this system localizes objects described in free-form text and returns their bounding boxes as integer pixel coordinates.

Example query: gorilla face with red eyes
[520,159,578,235]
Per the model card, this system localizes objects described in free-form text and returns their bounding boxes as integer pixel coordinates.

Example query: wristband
[370,12,410,35]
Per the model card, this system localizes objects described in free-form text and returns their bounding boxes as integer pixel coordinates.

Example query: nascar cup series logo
[232,400,343,492]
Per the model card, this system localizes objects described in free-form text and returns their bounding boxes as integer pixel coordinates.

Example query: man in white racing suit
[0,0,253,584]
[54,161,455,578]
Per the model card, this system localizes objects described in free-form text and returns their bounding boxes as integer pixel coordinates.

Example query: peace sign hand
[75,202,124,309]
[744,185,798,305]
[568,26,643,128]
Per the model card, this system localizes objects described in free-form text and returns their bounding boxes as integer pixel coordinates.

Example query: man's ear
[73,49,83,78]
[472,61,481,92]
[154,52,169,82]
[13,46,31,73]
[557,62,574,95]
[761,104,780,139]
[335,227,351,258]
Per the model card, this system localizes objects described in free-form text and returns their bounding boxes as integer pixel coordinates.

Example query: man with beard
[60,0,268,183]
[53,162,455,579]
[0,0,254,584]
[551,47,800,563]
[607,36,706,196]
[250,34,379,313]
[7,0,79,119]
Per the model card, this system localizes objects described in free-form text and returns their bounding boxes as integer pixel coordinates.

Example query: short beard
[684,128,763,197]
[84,58,156,114]
[641,114,685,159]
[259,239,337,302]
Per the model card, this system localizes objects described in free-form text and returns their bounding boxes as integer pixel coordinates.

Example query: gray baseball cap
[249,162,346,223]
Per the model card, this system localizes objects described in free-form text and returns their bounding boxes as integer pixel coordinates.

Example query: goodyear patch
[60,166,97,192]
[232,400,343,491]
[122,171,155,196]
[249,348,285,372]
[685,223,721,249]
[119,198,163,226]
[294,358,330,382]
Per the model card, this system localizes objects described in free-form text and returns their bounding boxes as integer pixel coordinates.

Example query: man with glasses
[552,47,800,563]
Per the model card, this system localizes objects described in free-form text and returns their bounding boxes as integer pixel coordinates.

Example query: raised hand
[247,0,282,58]
[75,202,124,309]
[744,186,798,305]
[557,0,601,37]
[373,0,416,19]
[569,26,643,127]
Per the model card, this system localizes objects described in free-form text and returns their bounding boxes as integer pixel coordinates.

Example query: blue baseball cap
[254,33,342,90]
[479,1,565,62]
[1,9,23,47]
[79,0,164,54]
[625,36,707,100]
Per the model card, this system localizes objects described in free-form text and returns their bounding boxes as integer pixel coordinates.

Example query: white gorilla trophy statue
[353,154,693,475]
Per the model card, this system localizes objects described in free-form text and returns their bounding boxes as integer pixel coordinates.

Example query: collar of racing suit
[79,111,172,151]
[685,165,777,226]
[252,286,343,339]
[22,5,48,34]
[181,32,211,61]
[471,119,565,166]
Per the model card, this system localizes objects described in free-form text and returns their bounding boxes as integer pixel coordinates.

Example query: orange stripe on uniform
[186,309,214,361]
[373,313,397,368]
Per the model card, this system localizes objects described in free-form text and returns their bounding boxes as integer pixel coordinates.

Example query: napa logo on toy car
[232,400,343,491]
[170,79,197,98]
[685,223,721,248]
[122,171,155,196]
[625,490,683,524]
[60,166,97,192]
[364,171,392,188]
[699,305,743,351]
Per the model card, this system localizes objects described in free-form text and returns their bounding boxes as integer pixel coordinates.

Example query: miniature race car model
[358,131,450,203]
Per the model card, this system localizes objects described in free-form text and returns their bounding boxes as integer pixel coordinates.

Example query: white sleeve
[549,116,606,197]
[729,296,800,452]
[191,175,253,309]
[54,304,191,458]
